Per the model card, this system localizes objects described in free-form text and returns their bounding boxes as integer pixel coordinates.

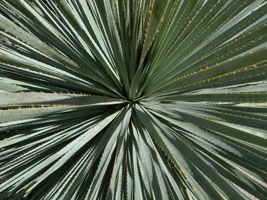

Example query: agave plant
[0,0,266,199]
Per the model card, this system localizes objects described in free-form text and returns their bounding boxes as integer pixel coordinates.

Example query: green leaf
[0,1,266,199]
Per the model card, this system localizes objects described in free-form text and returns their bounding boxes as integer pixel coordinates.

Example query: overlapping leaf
[0,0,266,199]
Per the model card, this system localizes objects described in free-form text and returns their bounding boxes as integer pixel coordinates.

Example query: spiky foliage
[0,0,266,199]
